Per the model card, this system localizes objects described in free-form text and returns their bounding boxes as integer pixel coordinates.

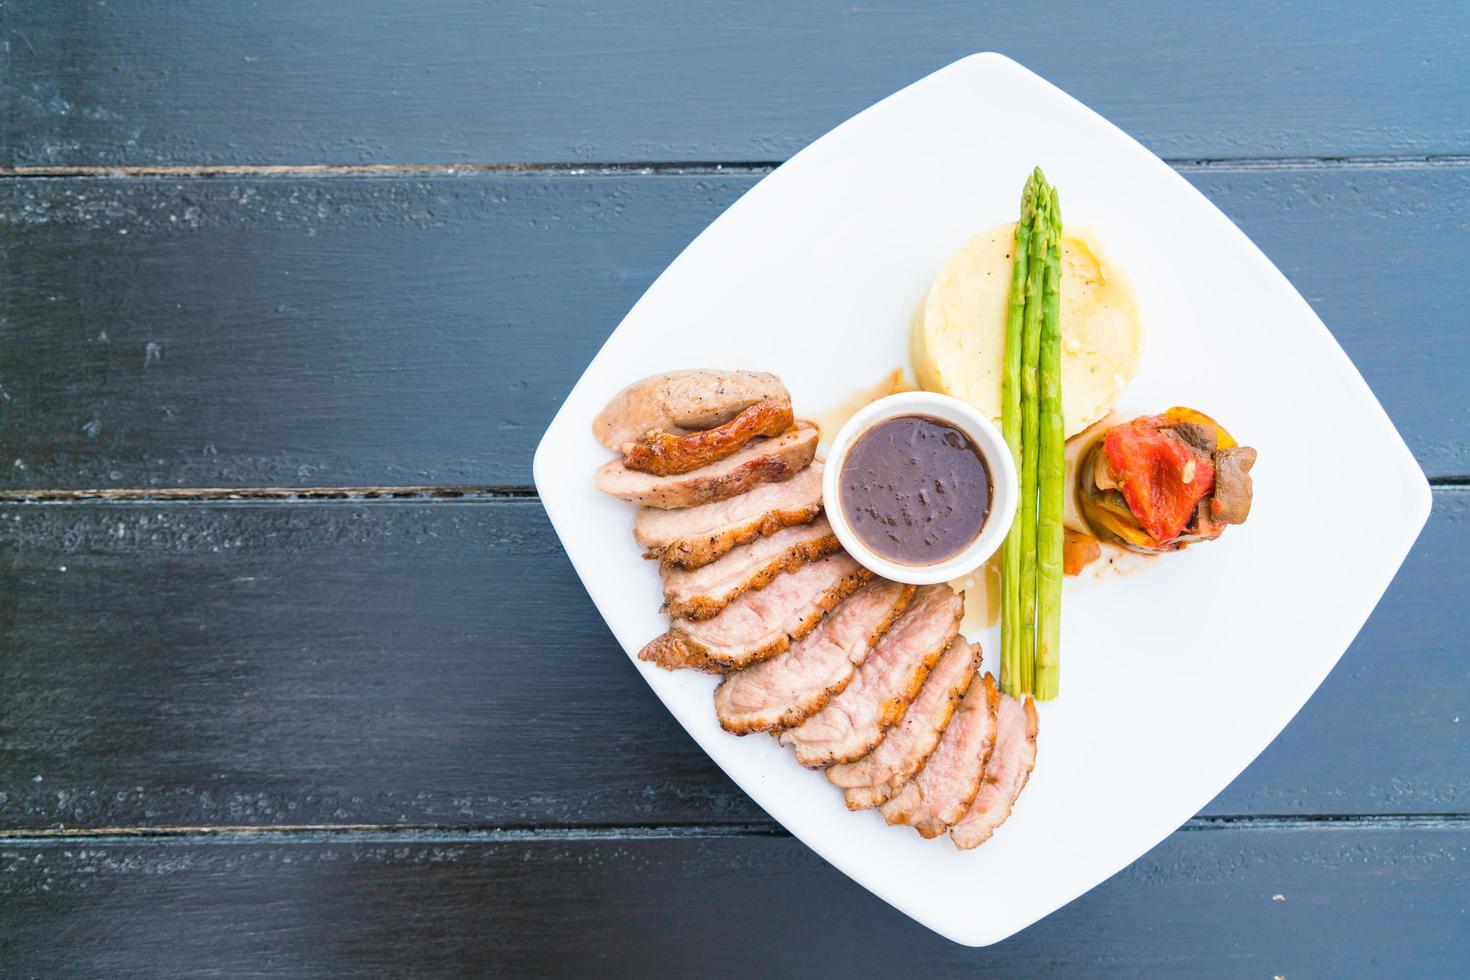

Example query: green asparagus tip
[1020,172,1040,222]
[1033,185,1052,248]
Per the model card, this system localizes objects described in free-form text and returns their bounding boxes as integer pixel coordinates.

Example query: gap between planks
[3,154,1470,180]
[0,162,779,179]
[2,478,1465,504]
[0,486,539,503]
[2,814,1467,847]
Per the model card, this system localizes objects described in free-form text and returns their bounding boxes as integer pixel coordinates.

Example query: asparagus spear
[1018,168,1050,695]
[1035,184,1064,701]
[1000,172,1039,698]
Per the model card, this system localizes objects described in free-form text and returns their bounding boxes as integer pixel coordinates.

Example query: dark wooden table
[2,4,1467,976]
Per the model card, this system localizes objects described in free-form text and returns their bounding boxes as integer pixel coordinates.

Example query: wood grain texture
[3,2,1468,166]
[3,6,1461,966]
[2,825,1466,976]
[1,492,1463,831]
[2,166,1467,490]
[0,499,754,829]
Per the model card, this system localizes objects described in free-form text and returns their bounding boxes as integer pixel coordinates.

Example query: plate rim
[532,51,1432,946]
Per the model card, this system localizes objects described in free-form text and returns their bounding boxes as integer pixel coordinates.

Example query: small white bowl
[822,391,1018,586]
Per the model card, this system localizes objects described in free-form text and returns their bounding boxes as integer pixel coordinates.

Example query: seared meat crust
[661,517,840,621]
[639,554,873,672]
[881,672,999,839]
[594,370,789,450]
[828,637,979,809]
[950,693,1039,850]
[779,585,963,768]
[635,463,824,570]
[713,580,915,735]
[595,422,817,509]
[623,398,794,476]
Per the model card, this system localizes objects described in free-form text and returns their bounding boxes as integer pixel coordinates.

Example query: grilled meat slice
[623,398,794,476]
[881,672,999,839]
[593,369,789,451]
[595,422,817,509]
[950,692,1039,850]
[661,517,840,621]
[639,553,872,672]
[712,580,915,735]
[827,637,979,809]
[779,585,963,768]
[635,464,824,570]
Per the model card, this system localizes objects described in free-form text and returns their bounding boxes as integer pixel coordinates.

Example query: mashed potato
[912,223,1142,437]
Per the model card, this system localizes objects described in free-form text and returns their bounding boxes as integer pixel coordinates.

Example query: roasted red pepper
[1102,416,1215,544]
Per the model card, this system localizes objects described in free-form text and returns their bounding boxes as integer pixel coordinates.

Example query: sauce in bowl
[839,414,993,566]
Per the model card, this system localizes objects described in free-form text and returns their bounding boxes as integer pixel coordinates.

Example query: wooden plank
[1,492,1463,831]
[0,498,759,829]
[3,2,1468,167]
[2,824,1466,975]
[0,173,718,490]
[2,166,1467,490]
[1211,487,1469,816]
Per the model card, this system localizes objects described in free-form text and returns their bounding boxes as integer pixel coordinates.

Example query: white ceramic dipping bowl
[823,391,1018,586]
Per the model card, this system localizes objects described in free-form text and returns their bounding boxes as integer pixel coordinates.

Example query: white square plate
[533,53,1430,946]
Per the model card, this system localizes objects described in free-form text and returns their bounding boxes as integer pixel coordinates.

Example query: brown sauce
[839,414,992,566]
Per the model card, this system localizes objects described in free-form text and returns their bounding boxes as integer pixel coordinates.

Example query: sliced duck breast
[827,637,979,809]
[881,672,999,839]
[639,553,872,672]
[635,463,824,570]
[950,692,1039,850]
[779,584,962,768]
[593,369,790,450]
[661,517,840,621]
[596,422,817,509]
[623,398,794,475]
[712,580,915,735]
